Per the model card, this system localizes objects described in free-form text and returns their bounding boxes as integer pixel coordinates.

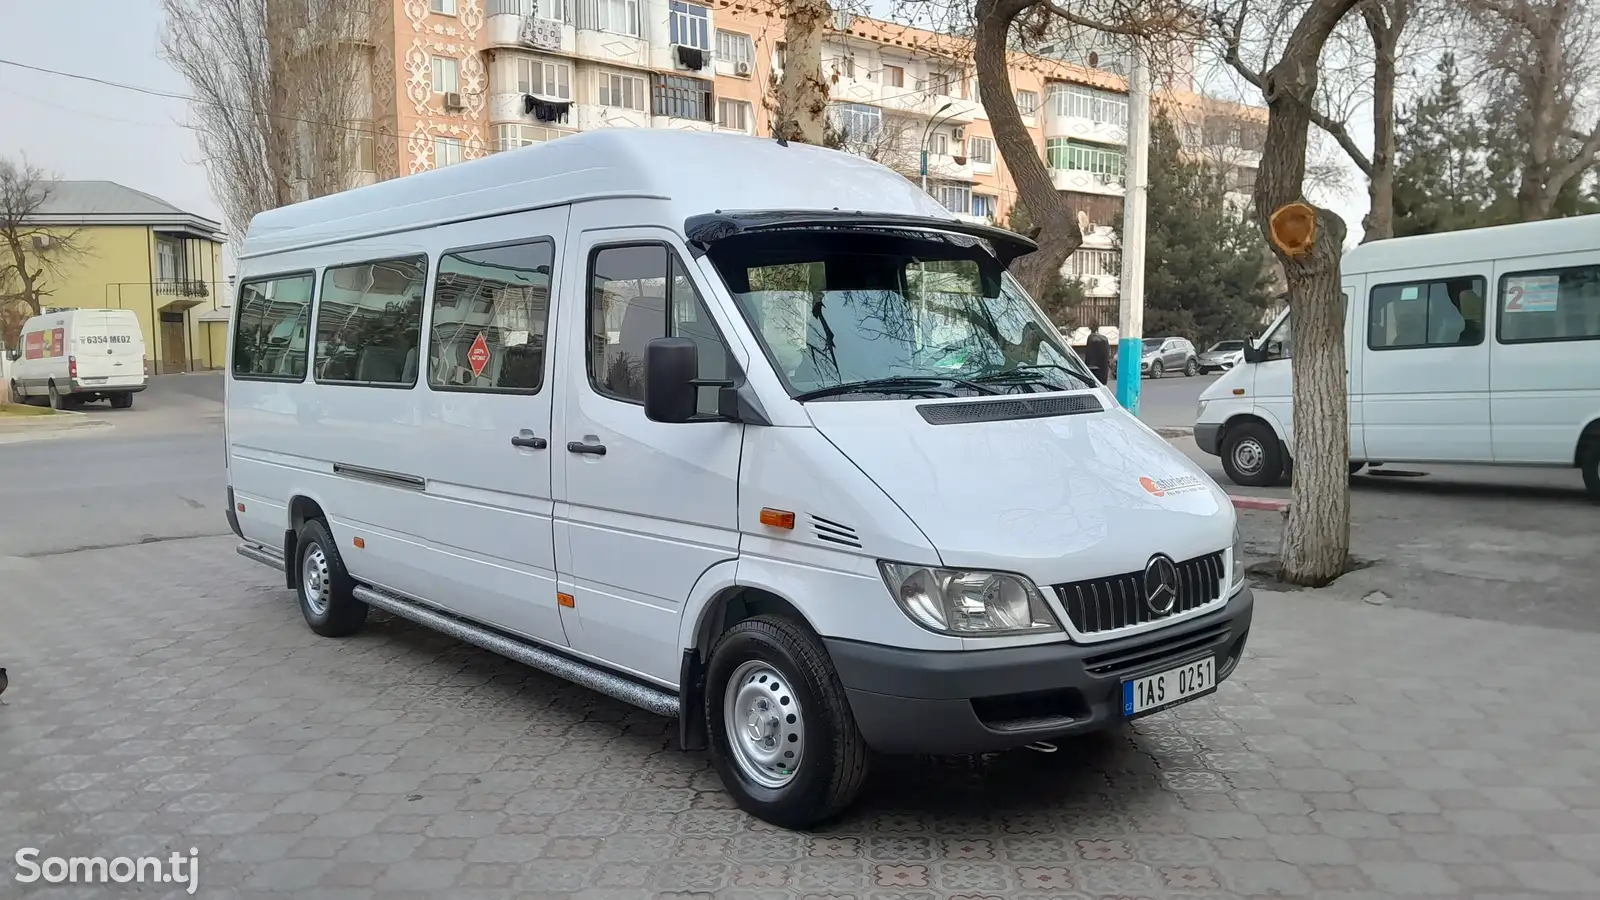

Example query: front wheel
[1220,421,1284,487]
[1149,360,1164,379]
[295,519,368,637]
[8,379,24,405]
[1183,358,1198,377]
[705,616,870,830]
[1581,440,1600,501]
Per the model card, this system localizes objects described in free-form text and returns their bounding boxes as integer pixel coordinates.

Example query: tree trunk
[1254,0,1362,587]
[1360,5,1399,242]
[772,0,830,146]
[973,0,1081,299]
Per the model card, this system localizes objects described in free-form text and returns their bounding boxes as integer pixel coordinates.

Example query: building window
[156,238,183,283]
[968,136,994,164]
[828,102,881,139]
[430,239,554,392]
[587,243,731,415]
[577,0,640,37]
[1046,138,1125,182]
[929,132,948,156]
[717,98,751,132]
[836,56,855,79]
[1016,89,1039,115]
[1368,276,1488,350]
[1066,248,1118,277]
[669,1,710,50]
[233,273,314,381]
[716,30,753,68]
[883,64,905,88]
[652,74,712,121]
[432,57,460,93]
[1497,265,1600,344]
[933,182,971,215]
[1047,83,1128,128]
[349,124,376,172]
[517,56,571,99]
[774,41,786,71]
[314,257,429,387]
[598,71,647,110]
[430,0,457,14]
[496,123,570,151]
[971,194,996,219]
[434,137,464,167]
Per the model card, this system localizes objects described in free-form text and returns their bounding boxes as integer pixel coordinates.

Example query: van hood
[804,391,1234,586]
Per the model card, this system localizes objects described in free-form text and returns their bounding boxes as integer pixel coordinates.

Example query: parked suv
[1142,336,1199,378]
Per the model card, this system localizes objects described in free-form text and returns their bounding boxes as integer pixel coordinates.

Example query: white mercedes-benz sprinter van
[1195,214,1600,496]
[7,309,148,409]
[225,130,1253,828]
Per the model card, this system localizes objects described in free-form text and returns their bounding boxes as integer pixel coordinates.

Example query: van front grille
[1053,551,1226,637]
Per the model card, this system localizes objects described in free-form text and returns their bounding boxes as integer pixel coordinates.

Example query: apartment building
[352,0,1265,303]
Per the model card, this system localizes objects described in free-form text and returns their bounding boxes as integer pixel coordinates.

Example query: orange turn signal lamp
[759,508,795,529]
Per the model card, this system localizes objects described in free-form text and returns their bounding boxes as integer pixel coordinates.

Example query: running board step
[237,542,285,571]
[350,584,680,719]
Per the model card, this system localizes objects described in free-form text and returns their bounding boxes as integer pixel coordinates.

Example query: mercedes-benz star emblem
[1144,554,1180,616]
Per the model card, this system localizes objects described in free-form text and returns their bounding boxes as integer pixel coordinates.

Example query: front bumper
[1195,422,1222,456]
[825,587,1254,754]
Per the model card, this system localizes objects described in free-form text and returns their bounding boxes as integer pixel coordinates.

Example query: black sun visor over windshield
[683,210,1040,267]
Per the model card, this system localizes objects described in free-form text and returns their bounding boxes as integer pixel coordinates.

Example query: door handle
[567,441,607,456]
[511,431,547,450]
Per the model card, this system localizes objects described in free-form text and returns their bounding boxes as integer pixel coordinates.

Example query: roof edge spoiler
[683,210,1040,267]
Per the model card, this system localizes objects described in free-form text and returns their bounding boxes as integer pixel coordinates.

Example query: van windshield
[705,229,1095,399]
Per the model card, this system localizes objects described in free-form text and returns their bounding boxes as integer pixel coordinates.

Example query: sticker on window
[1400,286,1419,301]
[1504,275,1560,314]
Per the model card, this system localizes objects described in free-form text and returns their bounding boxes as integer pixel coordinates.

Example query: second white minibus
[227,129,1253,828]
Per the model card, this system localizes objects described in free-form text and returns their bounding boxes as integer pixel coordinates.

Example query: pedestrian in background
[1084,322,1111,385]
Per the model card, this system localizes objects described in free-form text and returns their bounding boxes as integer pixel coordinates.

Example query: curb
[1231,495,1290,512]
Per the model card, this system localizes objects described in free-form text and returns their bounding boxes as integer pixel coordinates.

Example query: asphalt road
[1114,370,1220,428]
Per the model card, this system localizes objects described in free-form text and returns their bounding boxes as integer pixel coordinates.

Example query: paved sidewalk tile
[2,536,1598,898]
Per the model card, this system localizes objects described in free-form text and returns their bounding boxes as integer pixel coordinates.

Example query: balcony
[924,153,973,182]
[490,92,573,125]
[1044,110,1125,146]
[486,11,577,55]
[1050,168,1125,197]
[570,103,649,131]
[653,115,715,132]
[574,29,649,67]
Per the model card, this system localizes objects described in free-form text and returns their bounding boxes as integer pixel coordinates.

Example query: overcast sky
[0,0,1372,281]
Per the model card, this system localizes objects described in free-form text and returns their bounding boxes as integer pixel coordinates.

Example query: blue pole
[1115,337,1142,416]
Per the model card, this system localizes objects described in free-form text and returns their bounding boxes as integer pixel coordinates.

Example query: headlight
[1196,399,1208,420]
[878,563,1061,636]
[1230,525,1246,592]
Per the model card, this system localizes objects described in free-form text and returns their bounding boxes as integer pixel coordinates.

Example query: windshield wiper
[973,363,1097,390]
[793,376,998,402]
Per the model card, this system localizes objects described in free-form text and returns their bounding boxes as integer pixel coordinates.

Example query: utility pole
[1115,47,1151,416]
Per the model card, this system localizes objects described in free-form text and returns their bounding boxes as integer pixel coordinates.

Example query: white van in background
[227,129,1253,829]
[6,309,148,409]
[1195,214,1600,497]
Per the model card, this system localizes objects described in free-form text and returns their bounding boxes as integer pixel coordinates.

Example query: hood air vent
[917,393,1105,426]
[810,514,862,548]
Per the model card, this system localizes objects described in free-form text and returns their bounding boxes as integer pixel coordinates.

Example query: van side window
[1497,264,1600,344]
[1368,276,1486,350]
[587,243,731,416]
[429,240,554,392]
[233,272,314,381]
[314,256,429,387]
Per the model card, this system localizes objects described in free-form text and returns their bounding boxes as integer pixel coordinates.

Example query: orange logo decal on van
[1140,476,1165,497]
[1141,474,1206,498]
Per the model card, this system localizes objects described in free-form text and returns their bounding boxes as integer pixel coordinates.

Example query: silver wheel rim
[723,660,805,789]
[302,544,331,617]
[1233,438,1265,476]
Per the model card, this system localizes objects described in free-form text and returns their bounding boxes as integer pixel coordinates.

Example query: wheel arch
[1574,416,1600,467]
[282,492,332,590]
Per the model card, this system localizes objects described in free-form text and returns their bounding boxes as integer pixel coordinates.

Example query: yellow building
[22,181,228,374]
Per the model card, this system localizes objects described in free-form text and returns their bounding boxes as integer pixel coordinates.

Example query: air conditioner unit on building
[951,126,965,142]
[735,61,751,76]
[444,92,465,110]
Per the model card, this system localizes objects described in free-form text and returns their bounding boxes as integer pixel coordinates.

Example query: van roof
[240,130,957,260]
[1343,212,1600,275]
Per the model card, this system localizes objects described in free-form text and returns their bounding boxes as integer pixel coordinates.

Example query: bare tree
[1244,0,1364,585]
[773,0,834,144]
[1462,0,1600,221]
[0,157,89,345]
[161,0,380,245]
[1215,0,1427,242]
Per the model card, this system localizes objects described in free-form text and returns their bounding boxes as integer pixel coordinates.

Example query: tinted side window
[315,256,428,386]
[233,273,314,381]
[1369,276,1486,350]
[1497,265,1600,344]
[429,240,554,393]
[588,244,731,416]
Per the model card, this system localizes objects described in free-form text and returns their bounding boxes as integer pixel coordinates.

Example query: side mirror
[644,336,699,424]
[5,349,18,362]
[1241,342,1263,364]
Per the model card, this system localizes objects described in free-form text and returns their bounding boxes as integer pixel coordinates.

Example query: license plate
[1122,656,1216,717]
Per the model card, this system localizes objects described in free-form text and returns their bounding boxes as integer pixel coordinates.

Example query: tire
[1183,358,1199,377]
[1149,360,1164,379]
[295,518,368,637]
[1220,421,1284,487]
[47,382,65,410]
[1581,439,1600,501]
[705,615,870,830]
[110,393,133,410]
[8,379,23,405]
